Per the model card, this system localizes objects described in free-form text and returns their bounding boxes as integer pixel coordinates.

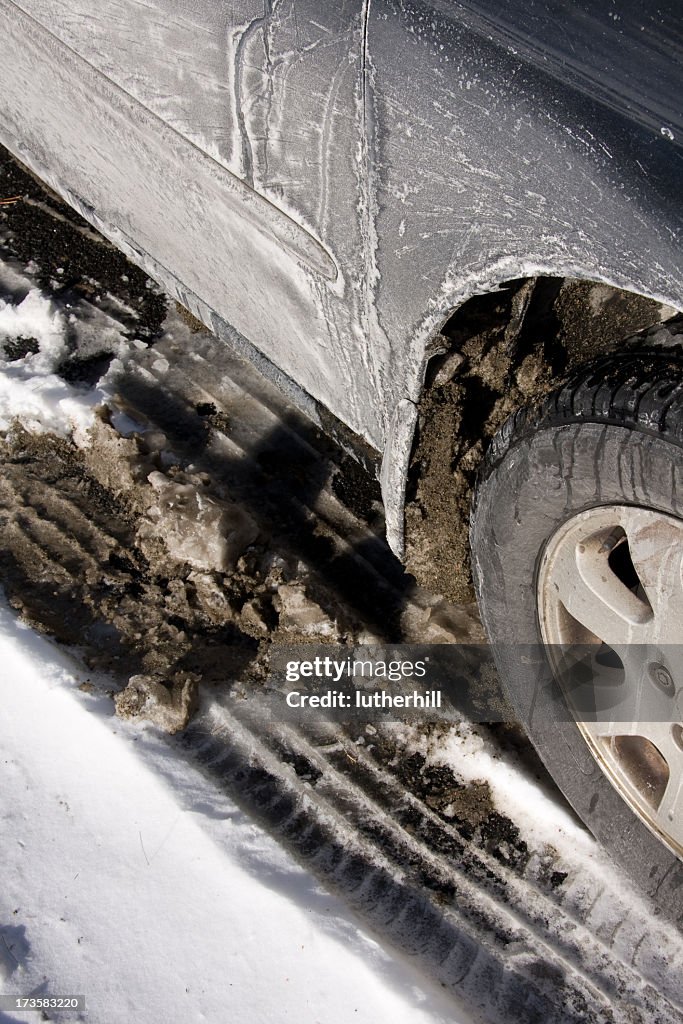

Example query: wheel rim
[537,504,683,859]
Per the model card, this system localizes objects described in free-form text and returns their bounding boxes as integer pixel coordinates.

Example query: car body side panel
[1,0,682,558]
[13,0,367,240]
[367,0,682,404]
[365,0,682,551]
[431,0,682,139]
[1,0,389,447]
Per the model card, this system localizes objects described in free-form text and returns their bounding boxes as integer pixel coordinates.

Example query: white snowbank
[0,288,65,368]
[0,599,466,1024]
[0,288,99,438]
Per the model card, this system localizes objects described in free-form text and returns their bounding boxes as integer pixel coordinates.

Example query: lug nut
[648,662,675,697]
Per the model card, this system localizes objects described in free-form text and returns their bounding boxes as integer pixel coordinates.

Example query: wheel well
[404,276,681,603]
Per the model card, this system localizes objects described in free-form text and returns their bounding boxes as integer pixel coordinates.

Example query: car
[1,0,682,915]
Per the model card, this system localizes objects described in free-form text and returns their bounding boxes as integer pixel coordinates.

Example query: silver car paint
[1,0,681,555]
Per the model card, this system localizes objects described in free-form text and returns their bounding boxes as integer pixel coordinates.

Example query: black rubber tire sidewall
[471,419,683,921]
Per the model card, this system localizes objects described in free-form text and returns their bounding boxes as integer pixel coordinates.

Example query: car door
[0,0,387,446]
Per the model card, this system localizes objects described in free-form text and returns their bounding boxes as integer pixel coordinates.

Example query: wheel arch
[380,261,683,590]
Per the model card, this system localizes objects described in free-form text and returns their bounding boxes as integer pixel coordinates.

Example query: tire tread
[478,334,683,493]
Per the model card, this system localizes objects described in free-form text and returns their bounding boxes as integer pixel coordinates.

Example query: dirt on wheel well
[405,276,679,603]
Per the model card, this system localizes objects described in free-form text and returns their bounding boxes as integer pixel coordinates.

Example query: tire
[470,342,683,923]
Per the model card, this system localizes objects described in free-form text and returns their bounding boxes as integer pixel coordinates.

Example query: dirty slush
[3,145,683,1024]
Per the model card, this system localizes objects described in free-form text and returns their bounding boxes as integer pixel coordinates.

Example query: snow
[0,284,108,441]
[0,597,466,1024]
[0,288,97,438]
[391,716,682,935]
[421,723,594,850]
[0,288,64,365]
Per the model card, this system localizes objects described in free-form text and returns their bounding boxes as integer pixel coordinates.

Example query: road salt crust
[0,599,470,1024]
